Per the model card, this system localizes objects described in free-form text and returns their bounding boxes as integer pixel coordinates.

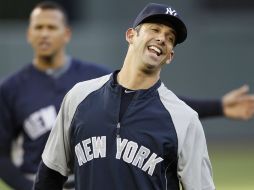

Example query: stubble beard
[140,62,162,76]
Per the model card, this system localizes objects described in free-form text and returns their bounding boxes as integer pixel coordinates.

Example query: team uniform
[0,57,110,189]
[41,71,215,190]
[0,57,220,190]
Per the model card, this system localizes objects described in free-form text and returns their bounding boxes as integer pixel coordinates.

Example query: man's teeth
[149,46,162,56]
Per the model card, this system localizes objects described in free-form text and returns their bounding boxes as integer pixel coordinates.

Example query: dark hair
[33,1,69,25]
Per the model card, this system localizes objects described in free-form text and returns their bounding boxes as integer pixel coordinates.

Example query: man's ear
[126,28,135,44]
[166,50,174,64]
[64,27,72,44]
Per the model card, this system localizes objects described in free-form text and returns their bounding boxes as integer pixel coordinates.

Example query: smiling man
[34,3,215,190]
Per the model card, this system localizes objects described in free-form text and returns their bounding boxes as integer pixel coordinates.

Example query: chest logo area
[24,105,57,139]
[75,136,163,176]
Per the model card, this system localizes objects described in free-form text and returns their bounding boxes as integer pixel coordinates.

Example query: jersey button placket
[116,122,121,139]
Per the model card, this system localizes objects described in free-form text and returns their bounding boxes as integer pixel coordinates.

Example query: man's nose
[41,28,50,37]
[156,34,166,45]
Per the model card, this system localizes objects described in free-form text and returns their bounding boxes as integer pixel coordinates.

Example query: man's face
[130,23,175,72]
[27,8,70,58]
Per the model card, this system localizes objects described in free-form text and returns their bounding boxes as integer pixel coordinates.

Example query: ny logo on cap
[165,7,177,16]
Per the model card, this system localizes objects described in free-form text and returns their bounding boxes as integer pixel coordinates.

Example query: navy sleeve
[0,82,17,153]
[0,83,33,190]
[179,96,223,119]
[0,155,33,190]
[33,161,67,190]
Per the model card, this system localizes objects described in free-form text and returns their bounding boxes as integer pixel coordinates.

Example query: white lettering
[166,8,177,16]
[122,141,138,163]
[116,138,128,159]
[82,139,93,161]
[75,143,87,166]
[75,136,163,176]
[24,105,57,139]
[132,146,150,168]
[75,136,106,165]
[92,136,106,158]
[142,153,163,176]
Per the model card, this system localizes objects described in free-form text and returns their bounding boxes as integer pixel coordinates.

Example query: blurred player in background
[33,3,215,189]
[0,1,110,190]
[0,1,254,190]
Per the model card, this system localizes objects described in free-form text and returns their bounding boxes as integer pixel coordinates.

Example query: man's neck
[117,61,160,90]
[33,52,67,71]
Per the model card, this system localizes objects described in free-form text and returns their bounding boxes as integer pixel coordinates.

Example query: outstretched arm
[179,96,222,119]
[222,85,254,120]
[180,85,254,120]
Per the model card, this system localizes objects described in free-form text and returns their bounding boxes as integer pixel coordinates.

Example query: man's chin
[145,61,161,69]
[140,64,158,75]
[38,51,52,56]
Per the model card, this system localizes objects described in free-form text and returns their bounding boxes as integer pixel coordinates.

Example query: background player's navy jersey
[0,58,110,174]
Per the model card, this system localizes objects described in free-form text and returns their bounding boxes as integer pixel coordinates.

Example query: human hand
[222,85,254,120]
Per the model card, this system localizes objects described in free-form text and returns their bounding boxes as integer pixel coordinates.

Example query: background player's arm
[222,85,254,120]
[0,153,33,190]
[180,85,254,120]
[0,84,33,190]
[180,96,222,118]
[33,161,67,190]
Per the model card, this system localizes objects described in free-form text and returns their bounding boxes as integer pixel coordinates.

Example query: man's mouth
[39,42,50,50]
[148,45,162,56]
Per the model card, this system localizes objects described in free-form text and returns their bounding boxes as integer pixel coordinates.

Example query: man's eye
[35,25,42,30]
[151,28,159,32]
[48,25,57,30]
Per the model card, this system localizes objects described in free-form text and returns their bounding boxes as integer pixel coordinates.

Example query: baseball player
[1,1,254,190]
[33,3,215,190]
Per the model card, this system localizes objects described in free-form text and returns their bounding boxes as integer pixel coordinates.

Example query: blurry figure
[0,1,109,190]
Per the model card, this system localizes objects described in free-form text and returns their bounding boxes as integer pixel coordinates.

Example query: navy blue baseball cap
[133,3,187,45]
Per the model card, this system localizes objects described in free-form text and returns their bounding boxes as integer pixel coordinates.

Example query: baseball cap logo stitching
[165,8,177,16]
